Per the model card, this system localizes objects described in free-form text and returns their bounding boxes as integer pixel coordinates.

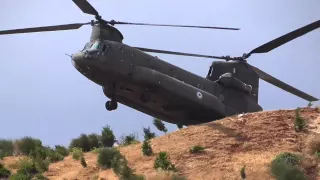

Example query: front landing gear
[105,100,118,111]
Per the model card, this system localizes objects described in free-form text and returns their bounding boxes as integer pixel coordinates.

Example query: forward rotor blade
[72,0,99,16]
[111,21,240,30]
[246,20,320,57]
[0,22,91,35]
[135,47,228,60]
[249,64,318,102]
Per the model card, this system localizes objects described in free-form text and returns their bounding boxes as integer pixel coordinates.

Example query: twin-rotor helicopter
[0,0,319,126]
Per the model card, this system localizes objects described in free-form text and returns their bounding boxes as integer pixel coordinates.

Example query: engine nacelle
[216,73,252,94]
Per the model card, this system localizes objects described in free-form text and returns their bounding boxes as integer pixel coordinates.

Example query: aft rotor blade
[249,64,318,102]
[72,0,99,16]
[0,22,91,35]
[135,47,228,60]
[246,20,320,57]
[111,21,240,30]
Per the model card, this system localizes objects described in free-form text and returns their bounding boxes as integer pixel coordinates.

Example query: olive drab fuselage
[71,24,262,125]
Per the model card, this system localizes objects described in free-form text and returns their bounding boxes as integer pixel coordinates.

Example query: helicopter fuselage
[71,38,262,125]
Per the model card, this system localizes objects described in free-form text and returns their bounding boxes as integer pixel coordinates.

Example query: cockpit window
[90,41,101,50]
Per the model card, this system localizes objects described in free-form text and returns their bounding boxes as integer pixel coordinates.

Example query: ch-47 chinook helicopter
[0,0,319,126]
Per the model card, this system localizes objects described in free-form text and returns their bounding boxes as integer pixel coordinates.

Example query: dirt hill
[2,107,320,180]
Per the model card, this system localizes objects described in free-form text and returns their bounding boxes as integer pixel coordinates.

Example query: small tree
[143,127,156,140]
[0,162,11,178]
[101,125,116,147]
[154,152,176,171]
[153,118,168,134]
[120,134,139,146]
[88,133,100,150]
[142,140,153,156]
[54,145,69,157]
[0,139,13,159]
[294,108,306,132]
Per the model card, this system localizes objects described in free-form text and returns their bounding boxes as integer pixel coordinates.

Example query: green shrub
[189,145,205,154]
[270,152,306,180]
[97,147,121,169]
[80,156,87,168]
[294,108,306,132]
[91,147,101,154]
[16,158,39,177]
[0,139,13,159]
[143,127,156,140]
[15,137,42,155]
[34,156,50,173]
[120,134,139,146]
[8,173,31,180]
[54,145,69,157]
[0,162,11,178]
[88,133,100,150]
[153,118,168,134]
[101,125,116,147]
[240,165,246,179]
[154,152,176,171]
[47,150,64,163]
[71,147,83,160]
[142,140,153,156]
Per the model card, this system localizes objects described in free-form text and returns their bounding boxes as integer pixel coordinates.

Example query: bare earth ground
[2,107,320,180]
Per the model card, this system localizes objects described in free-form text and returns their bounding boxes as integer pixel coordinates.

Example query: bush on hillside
[143,127,156,140]
[154,152,176,172]
[153,118,168,134]
[97,147,121,169]
[54,145,69,157]
[15,158,42,178]
[270,152,306,180]
[189,145,205,154]
[142,140,153,156]
[101,125,116,147]
[120,133,139,146]
[0,139,13,159]
[294,108,306,132]
[69,133,97,152]
[88,133,100,150]
[0,162,11,178]
[71,147,83,160]
[15,136,42,155]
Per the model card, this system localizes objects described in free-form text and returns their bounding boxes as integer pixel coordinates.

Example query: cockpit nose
[71,52,85,62]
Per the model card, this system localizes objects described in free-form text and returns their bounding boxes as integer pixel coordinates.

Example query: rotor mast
[89,21,124,42]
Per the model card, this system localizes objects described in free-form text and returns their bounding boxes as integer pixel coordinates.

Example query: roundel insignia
[197,92,203,99]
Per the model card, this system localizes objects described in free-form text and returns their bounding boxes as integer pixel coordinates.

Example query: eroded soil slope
[3,107,320,180]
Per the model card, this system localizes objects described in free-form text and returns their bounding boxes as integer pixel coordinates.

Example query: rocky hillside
[2,107,320,180]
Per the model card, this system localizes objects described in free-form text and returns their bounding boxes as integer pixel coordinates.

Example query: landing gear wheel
[105,101,118,111]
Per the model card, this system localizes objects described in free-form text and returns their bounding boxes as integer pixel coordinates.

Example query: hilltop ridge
[1,107,320,179]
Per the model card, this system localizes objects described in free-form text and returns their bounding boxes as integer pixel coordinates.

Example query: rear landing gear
[105,100,118,111]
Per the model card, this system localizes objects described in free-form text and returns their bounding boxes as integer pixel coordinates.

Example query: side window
[207,66,213,78]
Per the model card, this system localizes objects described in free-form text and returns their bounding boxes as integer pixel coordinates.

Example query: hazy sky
[0,0,319,147]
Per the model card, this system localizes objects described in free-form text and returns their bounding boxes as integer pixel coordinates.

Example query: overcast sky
[0,0,319,147]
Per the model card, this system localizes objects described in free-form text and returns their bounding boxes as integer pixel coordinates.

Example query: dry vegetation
[1,107,320,180]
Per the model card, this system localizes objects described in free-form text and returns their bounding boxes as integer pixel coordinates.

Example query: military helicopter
[0,0,319,126]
